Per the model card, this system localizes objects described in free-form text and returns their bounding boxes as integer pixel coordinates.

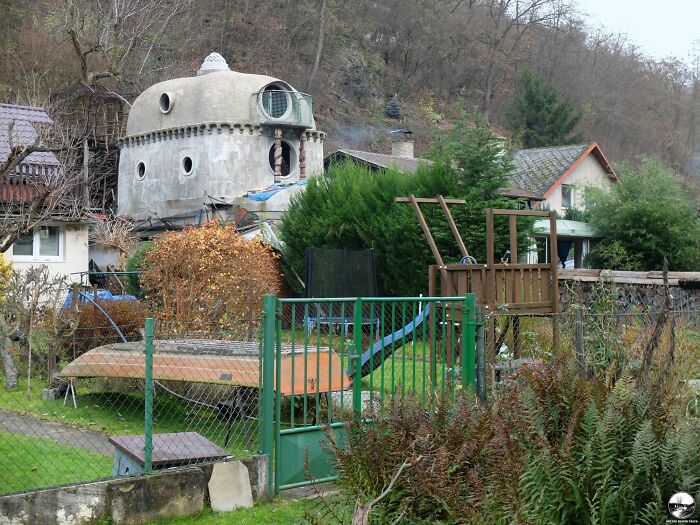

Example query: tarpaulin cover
[245,180,308,201]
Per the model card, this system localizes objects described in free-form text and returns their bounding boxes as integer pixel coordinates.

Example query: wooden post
[512,315,520,358]
[408,195,449,284]
[299,131,307,179]
[438,195,469,258]
[509,214,518,263]
[575,308,584,377]
[476,306,486,402]
[273,128,282,182]
[485,209,496,359]
[549,211,560,352]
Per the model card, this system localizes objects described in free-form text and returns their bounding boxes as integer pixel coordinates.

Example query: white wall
[7,223,89,283]
[543,154,615,214]
[118,126,324,221]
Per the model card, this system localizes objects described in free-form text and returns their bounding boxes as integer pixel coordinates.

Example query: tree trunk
[1,334,18,390]
[306,0,327,93]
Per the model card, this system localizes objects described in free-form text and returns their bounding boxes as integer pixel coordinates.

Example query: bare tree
[475,0,577,124]
[89,214,138,269]
[47,0,192,85]
[0,101,85,254]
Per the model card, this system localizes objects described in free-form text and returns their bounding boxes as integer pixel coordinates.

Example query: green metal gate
[260,295,476,495]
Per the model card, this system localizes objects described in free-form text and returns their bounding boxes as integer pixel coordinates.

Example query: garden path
[0,409,112,455]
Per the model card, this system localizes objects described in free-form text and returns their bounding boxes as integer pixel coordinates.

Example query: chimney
[390,129,414,158]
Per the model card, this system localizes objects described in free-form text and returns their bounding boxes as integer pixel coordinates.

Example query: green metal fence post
[144,317,154,473]
[461,294,476,391]
[352,297,363,420]
[261,294,276,499]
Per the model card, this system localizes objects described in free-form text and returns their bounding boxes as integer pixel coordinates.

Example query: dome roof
[126,63,313,136]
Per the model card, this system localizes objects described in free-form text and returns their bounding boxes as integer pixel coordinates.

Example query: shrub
[325,332,700,524]
[585,158,700,271]
[61,299,147,360]
[141,222,285,333]
[124,241,153,297]
[0,253,12,303]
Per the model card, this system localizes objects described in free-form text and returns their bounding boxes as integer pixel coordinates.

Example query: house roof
[510,143,617,198]
[325,148,429,174]
[0,103,60,170]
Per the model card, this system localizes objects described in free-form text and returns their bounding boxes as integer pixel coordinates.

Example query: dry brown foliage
[141,223,285,333]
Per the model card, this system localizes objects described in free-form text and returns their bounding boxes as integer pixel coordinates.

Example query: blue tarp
[245,180,308,201]
[62,290,137,310]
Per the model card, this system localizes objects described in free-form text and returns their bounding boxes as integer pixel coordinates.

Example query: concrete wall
[118,125,324,221]
[7,223,89,283]
[0,456,269,525]
[544,155,615,214]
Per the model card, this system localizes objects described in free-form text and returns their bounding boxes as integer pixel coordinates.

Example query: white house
[0,103,89,281]
[509,143,619,267]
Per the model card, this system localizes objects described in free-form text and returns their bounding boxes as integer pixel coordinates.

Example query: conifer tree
[507,69,582,148]
[385,95,402,119]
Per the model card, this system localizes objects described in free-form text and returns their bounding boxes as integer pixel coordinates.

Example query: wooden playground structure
[397,195,561,359]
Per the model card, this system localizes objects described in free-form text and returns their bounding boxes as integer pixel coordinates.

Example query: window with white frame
[12,225,62,260]
[561,184,575,209]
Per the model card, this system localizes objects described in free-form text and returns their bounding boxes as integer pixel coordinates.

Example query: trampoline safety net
[305,247,378,298]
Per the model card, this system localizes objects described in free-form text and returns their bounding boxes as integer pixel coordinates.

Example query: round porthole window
[159,92,173,114]
[268,141,296,177]
[260,84,290,119]
[136,162,146,180]
[182,156,194,176]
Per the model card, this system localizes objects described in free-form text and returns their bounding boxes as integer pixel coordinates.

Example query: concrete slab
[207,461,253,512]
[108,467,205,525]
[0,480,108,525]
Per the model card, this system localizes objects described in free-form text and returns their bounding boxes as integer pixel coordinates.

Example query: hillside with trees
[1,0,700,196]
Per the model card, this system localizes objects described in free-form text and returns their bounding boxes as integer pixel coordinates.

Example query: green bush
[585,158,700,271]
[280,120,531,296]
[124,241,153,297]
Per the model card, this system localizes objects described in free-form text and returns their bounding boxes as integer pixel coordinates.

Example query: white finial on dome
[197,52,230,76]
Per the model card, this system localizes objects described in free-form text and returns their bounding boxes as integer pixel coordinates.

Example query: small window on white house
[561,185,574,209]
[12,226,62,259]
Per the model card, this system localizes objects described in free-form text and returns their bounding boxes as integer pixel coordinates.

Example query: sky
[578,0,700,62]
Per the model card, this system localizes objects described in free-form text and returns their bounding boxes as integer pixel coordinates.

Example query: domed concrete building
[117,53,324,225]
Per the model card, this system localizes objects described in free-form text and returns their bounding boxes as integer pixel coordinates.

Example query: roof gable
[325,149,429,174]
[0,103,60,171]
[509,143,617,198]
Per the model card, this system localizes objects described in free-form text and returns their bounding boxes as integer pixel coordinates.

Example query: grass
[0,431,113,493]
[0,378,259,456]
[133,499,312,525]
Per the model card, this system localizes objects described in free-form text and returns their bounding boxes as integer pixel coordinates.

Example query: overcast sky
[578,0,699,61]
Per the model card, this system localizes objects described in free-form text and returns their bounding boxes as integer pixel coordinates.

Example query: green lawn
[0,431,113,494]
[136,499,313,525]
[0,378,258,456]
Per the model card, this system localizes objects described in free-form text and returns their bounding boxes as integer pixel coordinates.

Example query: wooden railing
[431,263,556,314]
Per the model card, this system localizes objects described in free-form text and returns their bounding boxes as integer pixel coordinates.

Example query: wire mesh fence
[273,297,476,428]
[0,306,263,496]
[481,307,700,408]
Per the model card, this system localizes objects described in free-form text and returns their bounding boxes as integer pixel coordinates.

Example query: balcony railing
[254,90,314,129]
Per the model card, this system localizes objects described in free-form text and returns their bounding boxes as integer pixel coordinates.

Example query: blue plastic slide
[349,303,431,378]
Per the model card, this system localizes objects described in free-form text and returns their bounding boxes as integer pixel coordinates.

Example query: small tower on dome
[197,52,231,75]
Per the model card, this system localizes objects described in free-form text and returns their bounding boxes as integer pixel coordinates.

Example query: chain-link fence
[0,303,263,496]
[481,308,700,408]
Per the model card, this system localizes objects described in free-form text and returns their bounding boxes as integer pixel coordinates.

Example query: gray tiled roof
[0,103,60,171]
[509,144,590,197]
[327,149,430,173]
